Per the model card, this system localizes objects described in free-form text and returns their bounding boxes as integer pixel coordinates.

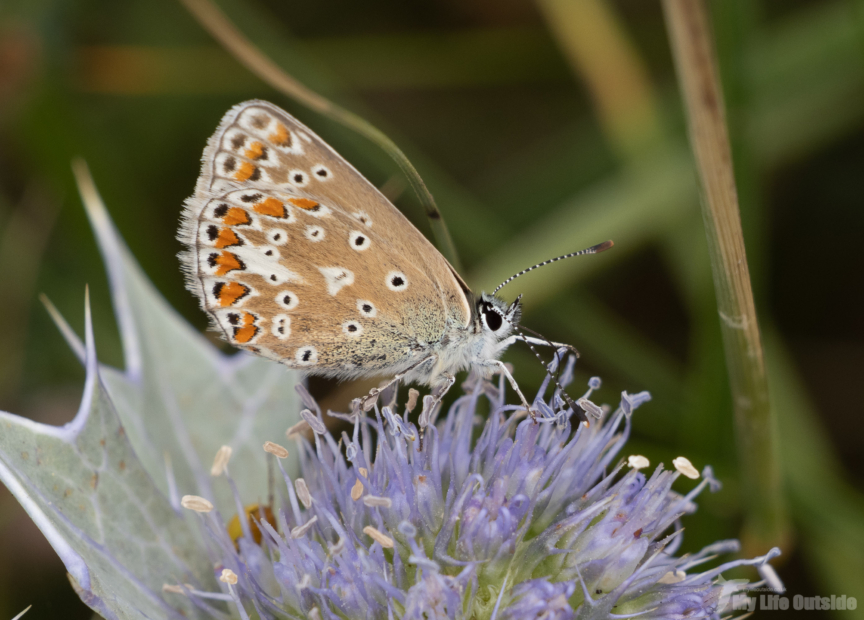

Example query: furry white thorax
[400,292,520,389]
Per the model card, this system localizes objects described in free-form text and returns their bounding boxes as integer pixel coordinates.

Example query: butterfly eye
[483,306,503,332]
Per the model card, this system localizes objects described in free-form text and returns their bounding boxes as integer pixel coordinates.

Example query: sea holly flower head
[0,168,782,619]
[170,355,782,619]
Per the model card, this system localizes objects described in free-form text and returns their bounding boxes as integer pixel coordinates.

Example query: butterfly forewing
[180,100,470,378]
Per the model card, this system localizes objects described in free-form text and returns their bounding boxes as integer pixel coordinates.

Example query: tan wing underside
[180,101,470,377]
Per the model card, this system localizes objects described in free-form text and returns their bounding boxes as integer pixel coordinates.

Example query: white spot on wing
[342,320,363,337]
[319,267,354,297]
[272,314,291,340]
[211,179,234,193]
[276,291,299,310]
[222,129,247,152]
[295,346,318,365]
[312,164,332,181]
[305,225,325,242]
[233,247,302,285]
[214,152,241,179]
[260,246,280,260]
[237,110,273,135]
[348,231,371,251]
[302,203,332,218]
[267,229,288,245]
[357,300,377,317]
[353,211,372,227]
[386,271,408,292]
[237,110,304,155]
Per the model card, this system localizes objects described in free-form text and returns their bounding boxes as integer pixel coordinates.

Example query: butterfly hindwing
[180,100,471,378]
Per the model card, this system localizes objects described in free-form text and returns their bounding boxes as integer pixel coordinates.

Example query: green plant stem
[177,0,462,271]
[661,0,786,552]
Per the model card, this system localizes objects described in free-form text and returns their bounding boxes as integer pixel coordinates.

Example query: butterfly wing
[179,100,471,379]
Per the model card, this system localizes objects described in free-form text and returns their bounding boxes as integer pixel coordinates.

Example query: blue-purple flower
[172,355,782,619]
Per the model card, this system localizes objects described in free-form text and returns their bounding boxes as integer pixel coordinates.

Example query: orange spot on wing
[269,123,291,146]
[235,326,257,343]
[288,197,319,210]
[244,141,265,160]
[253,197,287,218]
[215,228,242,249]
[218,282,250,307]
[234,161,256,182]
[234,312,258,343]
[214,252,243,276]
[222,207,251,227]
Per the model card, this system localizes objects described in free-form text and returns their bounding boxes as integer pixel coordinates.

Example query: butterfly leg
[417,372,456,452]
[495,335,589,425]
[358,354,437,410]
[495,335,579,358]
[477,359,537,422]
[429,372,455,417]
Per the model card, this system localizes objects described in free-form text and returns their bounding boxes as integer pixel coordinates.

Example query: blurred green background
[1,0,863,617]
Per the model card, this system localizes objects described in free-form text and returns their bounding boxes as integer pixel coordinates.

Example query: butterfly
[179,100,611,420]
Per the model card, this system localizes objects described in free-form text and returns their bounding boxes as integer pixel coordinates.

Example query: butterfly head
[476,293,521,339]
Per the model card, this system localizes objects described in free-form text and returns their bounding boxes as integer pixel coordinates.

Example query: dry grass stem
[662,0,786,551]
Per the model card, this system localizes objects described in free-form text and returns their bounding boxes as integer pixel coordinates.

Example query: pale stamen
[181,495,213,513]
[263,441,289,458]
[673,456,700,479]
[210,445,232,477]
[363,525,394,548]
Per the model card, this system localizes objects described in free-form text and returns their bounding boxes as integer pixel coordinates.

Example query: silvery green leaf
[0,163,304,619]
[75,162,301,514]
[0,297,213,620]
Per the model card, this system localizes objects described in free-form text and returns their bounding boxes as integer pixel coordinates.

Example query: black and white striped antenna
[493,240,614,295]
